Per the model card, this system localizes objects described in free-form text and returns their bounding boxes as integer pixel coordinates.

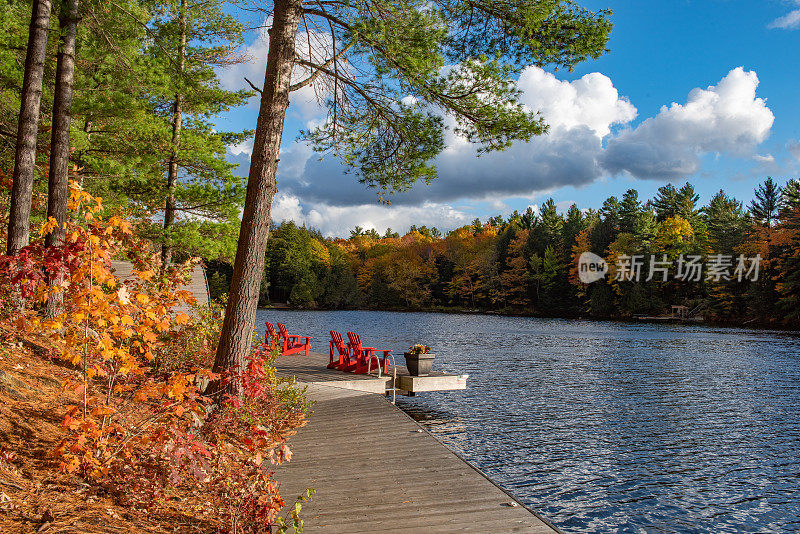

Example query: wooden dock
[274,351,467,396]
[274,355,559,533]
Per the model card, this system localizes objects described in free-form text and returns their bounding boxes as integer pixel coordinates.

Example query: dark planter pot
[404,352,435,376]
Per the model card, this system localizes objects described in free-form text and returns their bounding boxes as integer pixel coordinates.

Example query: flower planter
[404,352,435,376]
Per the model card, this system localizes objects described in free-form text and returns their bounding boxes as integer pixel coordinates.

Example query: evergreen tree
[7,0,52,254]
[633,207,658,249]
[776,194,800,320]
[520,206,538,229]
[676,182,700,221]
[562,203,585,254]
[749,177,782,226]
[600,195,621,221]
[619,189,641,233]
[43,0,80,317]
[0,0,33,165]
[781,178,800,213]
[652,183,679,221]
[703,190,748,252]
[144,0,250,263]
[539,198,563,249]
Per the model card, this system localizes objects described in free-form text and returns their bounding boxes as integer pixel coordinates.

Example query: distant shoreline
[256,304,800,333]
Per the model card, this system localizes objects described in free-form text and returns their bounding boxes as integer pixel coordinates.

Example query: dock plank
[273,384,559,533]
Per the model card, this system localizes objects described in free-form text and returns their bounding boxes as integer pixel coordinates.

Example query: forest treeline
[209,178,800,326]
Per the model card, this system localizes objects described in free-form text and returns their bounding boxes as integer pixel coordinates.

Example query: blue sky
[215,0,800,237]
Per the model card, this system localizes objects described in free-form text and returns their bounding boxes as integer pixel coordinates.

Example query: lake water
[255,310,800,533]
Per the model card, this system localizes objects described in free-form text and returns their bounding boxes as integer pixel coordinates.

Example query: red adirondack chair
[265,322,278,341]
[346,331,392,374]
[274,323,312,356]
[328,331,353,370]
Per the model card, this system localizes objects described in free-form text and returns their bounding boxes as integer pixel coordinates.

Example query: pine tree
[776,195,800,320]
[676,182,700,221]
[540,198,564,250]
[619,189,641,233]
[781,178,800,214]
[57,0,250,262]
[749,177,782,226]
[520,206,537,230]
[7,0,52,254]
[43,0,80,317]
[652,183,680,221]
[703,190,748,253]
[562,203,585,254]
[145,0,250,264]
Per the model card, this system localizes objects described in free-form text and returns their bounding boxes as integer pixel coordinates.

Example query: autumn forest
[222,178,800,327]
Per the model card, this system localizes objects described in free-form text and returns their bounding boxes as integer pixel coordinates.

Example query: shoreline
[258,304,800,333]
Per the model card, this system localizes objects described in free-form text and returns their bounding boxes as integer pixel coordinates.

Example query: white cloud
[270,193,470,237]
[768,8,800,30]
[753,154,775,164]
[229,139,253,157]
[556,200,578,212]
[518,67,637,137]
[271,192,305,223]
[603,67,774,180]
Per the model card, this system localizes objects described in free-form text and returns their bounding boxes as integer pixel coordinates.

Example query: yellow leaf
[136,294,150,305]
[175,313,189,325]
[138,270,154,281]
[120,315,134,326]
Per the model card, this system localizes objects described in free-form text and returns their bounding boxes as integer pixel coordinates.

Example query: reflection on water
[256,310,800,533]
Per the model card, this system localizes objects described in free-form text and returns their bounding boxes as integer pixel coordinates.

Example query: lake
[255,310,800,533]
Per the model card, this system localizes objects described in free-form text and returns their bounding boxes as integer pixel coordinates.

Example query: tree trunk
[44,0,79,318]
[7,0,52,255]
[210,0,301,397]
[161,0,186,268]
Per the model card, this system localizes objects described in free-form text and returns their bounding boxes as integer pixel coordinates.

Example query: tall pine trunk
[210,0,301,396]
[7,0,52,255]
[44,0,79,318]
[161,0,186,268]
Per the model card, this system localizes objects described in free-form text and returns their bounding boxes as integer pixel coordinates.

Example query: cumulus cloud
[768,8,800,30]
[603,67,774,180]
[272,66,637,206]
[517,68,637,137]
[226,64,776,235]
[272,66,773,207]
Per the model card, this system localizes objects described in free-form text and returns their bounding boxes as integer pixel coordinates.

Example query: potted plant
[404,344,435,376]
